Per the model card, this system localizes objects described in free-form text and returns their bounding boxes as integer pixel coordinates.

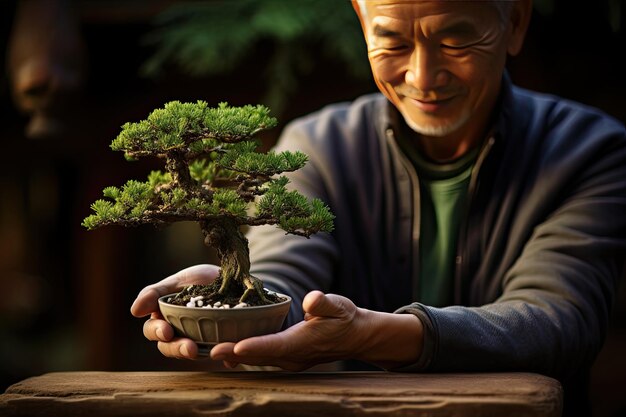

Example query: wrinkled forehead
[354,0,510,7]
[354,0,512,23]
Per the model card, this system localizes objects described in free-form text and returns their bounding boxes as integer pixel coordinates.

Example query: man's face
[356,1,515,139]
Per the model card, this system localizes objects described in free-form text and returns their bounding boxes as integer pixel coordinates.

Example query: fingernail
[180,344,190,358]
[156,327,165,341]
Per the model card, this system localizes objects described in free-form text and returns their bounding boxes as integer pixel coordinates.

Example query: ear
[507,0,533,56]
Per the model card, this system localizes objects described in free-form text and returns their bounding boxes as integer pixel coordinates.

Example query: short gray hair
[354,1,515,26]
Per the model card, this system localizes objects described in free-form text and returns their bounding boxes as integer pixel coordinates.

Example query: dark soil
[165,274,285,307]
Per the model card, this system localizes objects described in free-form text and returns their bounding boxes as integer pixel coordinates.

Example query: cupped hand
[130,264,220,360]
[210,290,382,371]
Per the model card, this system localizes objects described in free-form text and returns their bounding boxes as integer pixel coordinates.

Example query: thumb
[302,291,355,319]
[130,264,220,317]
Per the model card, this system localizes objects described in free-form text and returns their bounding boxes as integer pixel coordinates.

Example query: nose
[405,45,448,92]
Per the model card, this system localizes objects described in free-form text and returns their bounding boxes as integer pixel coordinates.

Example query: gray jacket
[248,75,626,414]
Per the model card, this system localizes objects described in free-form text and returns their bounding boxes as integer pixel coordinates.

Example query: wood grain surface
[1,371,563,416]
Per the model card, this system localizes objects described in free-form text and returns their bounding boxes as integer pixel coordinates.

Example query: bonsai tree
[83,100,334,307]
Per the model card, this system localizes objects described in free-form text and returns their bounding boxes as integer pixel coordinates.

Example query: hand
[210,290,424,371]
[130,264,220,359]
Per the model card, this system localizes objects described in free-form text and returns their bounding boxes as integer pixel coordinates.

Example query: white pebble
[214,301,222,307]
[197,300,204,306]
[234,302,248,309]
[223,304,230,309]
[186,302,195,308]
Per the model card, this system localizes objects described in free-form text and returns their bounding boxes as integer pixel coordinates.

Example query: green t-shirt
[396,134,478,307]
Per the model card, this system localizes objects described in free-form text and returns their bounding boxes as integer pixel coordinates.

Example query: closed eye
[386,44,409,51]
[440,43,470,50]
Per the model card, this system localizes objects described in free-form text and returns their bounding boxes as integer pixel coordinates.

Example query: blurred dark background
[0,1,624,416]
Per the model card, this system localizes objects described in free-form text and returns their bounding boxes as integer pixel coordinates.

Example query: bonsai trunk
[201,219,271,304]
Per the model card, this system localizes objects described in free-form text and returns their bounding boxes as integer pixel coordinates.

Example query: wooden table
[1,371,562,416]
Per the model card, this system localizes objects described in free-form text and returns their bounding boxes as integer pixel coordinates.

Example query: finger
[175,264,221,285]
[223,360,240,369]
[302,291,352,318]
[131,274,192,317]
[131,286,169,318]
[212,340,267,359]
[229,322,308,358]
[130,264,221,317]
[210,342,237,359]
[212,340,310,371]
[143,314,174,342]
[157,338,198,359]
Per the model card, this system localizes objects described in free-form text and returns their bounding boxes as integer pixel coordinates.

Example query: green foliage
[111,101,277,157]
[84,101,334,243]
[148,170,172,188]
[83,199,120,229]
[169,122,311,177]
[189,159,214,183]
[140,0,370,113]
[219,150,308,175]
[203,102,277,139]
[170,188,188,206]
[182,190,247,217]
[119,180,153,206]
[256,176,334,236]
[103,186,120,200]
[211,189,247,217]
[82,178,157,229]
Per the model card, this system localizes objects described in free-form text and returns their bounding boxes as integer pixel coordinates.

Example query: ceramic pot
[158,294,291,347]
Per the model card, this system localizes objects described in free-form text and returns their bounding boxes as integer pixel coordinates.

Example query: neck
[412,129,483,163]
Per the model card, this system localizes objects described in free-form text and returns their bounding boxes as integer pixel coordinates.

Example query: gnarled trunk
[201,219,269,304]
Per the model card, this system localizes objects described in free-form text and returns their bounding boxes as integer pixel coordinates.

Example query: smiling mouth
[406,96,456,113]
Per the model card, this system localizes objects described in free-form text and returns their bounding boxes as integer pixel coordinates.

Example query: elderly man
[131,1,626,415]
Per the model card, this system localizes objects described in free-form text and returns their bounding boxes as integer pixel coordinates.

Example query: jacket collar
[494,70,525,145]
